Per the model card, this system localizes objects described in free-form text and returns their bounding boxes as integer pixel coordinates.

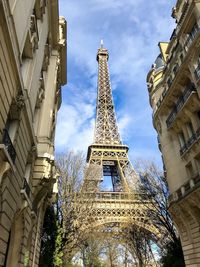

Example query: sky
[55,0,176,165]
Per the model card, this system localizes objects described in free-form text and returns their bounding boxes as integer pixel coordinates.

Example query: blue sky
[55,0,176,165]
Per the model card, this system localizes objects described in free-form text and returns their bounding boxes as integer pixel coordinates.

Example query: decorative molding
[9,92,25,120]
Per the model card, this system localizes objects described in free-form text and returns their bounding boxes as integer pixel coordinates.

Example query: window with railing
[185,23,199,49]
[178,131,187,155]
[166,83,196,128]
[2,113,20,163]
[179,120,200,156]
[167,77,172,88]
[186,122,194,138]
[2,129,16,163]
[186,162,194,179]
[179,53,184,63]
[194,63,200,80]
[186,122,196,147]
[195,154,200,172]
[173,63,179,75]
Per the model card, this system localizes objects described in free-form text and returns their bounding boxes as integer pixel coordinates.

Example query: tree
[80,236,105,267]
[125,225,157,267]
[55,151,95,265]
[39,206,58,267]
[134,159,185,267]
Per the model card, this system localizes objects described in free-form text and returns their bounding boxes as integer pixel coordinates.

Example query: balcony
[187,133,196,147]
[169,172,200,205]
[21,178,32,205]
[2,129,16,163]
[185,24,200,51]
[180,144,187,156]
[166,83,196,128]
[194,63,200,81]
[180,127,200,156]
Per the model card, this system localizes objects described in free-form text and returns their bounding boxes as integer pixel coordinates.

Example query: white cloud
[55,102,95,152]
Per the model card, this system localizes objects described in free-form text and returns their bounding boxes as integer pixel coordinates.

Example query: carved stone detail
[9,92,25,120]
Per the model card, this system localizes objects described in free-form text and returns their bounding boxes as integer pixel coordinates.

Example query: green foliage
[53,225,64,266]
[39,206,58,267]
[160,238,185,267]
[64,264,81,267]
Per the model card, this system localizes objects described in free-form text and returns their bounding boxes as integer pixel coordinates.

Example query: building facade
[0,0,66,266]
[147,0,200,266]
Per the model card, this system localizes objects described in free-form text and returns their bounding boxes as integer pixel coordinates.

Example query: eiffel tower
[80,42,158,238]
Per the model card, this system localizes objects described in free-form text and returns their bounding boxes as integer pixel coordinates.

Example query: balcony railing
[194,64,200,81]
[185,24,200,50]
[166,83,196,128]
[78,191,147,201]
[180,127,200,156]
[187,133,197,147]
[2,129,16,163]
[180,144,187,156]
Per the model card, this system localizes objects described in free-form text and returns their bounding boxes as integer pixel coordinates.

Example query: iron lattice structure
[80,44,159,238]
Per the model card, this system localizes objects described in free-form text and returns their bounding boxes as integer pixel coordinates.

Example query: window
[178,131,186,148]
[189,23,199,39]
[173,63,179,74]
[3,95,23,163]
[179,53,184,62]
[3,116,19,163]
[186,162,194,178]
[5,119,18,142]
[195,154,200,172]
[196,110,200,122]
[186,122,194,138]
[25,163,32,183]
[167,77,172,88]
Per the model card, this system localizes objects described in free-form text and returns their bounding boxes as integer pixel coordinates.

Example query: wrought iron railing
[180,144,188,156]
[166,83,196,128]
[2,129,16,163]
[180,127,200,156]
[187,134,197,148]
[80,191,146,201]
[185,23,200,50]
[194,64,200,81]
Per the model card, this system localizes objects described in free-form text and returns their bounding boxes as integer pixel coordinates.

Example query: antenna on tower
[100,39,104,48]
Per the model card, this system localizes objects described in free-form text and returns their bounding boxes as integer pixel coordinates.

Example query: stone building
[147,0,200,266]
[0,0,66,266]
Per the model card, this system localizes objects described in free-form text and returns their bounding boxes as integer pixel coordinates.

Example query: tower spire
[100,39,104,48]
